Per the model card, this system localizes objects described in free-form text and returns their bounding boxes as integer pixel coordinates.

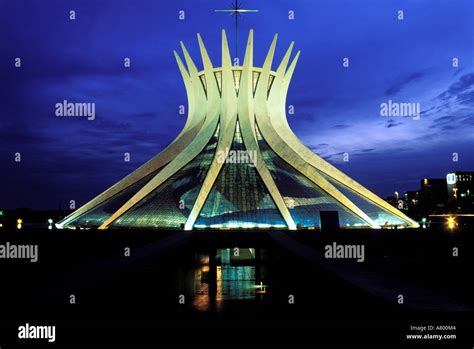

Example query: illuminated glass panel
[233,70,242,94]
[195,122,286,229]
[320,174,409,226]
[268,75,275,93]
[214,71,222,94]
[256,126,368,228]
[110,125,220,229]
[64,169,162,228]
[253,71,260,93]
[199,74,207,93]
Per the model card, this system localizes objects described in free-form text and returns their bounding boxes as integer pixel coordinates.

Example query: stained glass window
[195,121,286,229]
[110,125,220,229]
[256,125,368,228]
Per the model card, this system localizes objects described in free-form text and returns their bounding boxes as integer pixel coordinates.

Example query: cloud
[461,116,474,125]
[427,72,474,132]
[384,72,424,96]
[332,124,351,129]
[429,115,455,128]
[438,72,474,100]
[386,121,403,128]
[433,115,454,123]
[308,143,330,152]
[441,125,457,131]
[453,67,466,77]
[457,90,474,106]
[0,121,53,148]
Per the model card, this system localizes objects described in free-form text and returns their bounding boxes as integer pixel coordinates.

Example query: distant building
[387,173,474,219]
[419,178,448,215]
[385,196,398,208]
[447,172,474,213]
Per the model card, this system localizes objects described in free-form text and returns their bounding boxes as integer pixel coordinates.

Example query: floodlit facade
[57,30,419,230]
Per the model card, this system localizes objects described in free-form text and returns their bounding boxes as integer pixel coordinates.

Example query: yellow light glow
[17,219,23,224]
[447,216,456,230]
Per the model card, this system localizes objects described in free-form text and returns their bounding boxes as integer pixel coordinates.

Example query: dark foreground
[1,226,474,347]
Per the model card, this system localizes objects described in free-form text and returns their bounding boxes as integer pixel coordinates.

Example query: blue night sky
[0,0,473,209]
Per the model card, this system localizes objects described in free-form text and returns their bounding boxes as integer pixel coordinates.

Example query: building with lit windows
[447,172,474,213]
[56,30,419,230]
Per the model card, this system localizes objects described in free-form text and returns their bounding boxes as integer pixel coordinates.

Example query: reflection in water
[190,247,267,312]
